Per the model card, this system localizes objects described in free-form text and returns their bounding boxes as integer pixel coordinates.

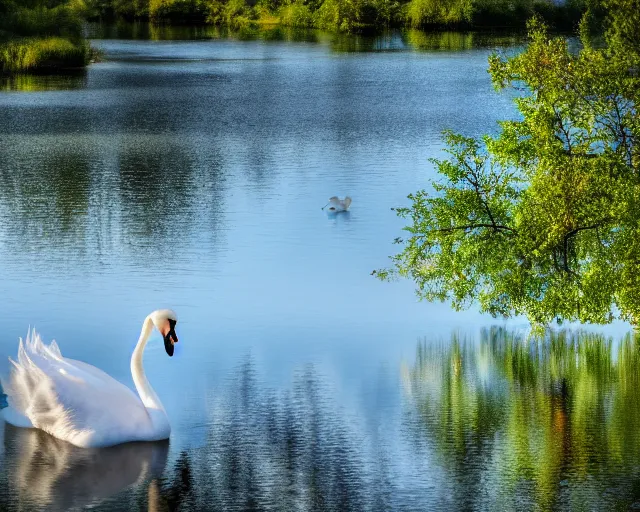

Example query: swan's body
[1,310,179,448]
[323,196,352,213]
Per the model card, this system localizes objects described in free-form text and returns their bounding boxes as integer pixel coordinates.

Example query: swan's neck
[131,316,166,415]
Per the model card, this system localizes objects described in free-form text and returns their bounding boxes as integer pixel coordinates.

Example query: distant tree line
[90,0,590,32]
[0,0,603,74]
[1,0,595,73]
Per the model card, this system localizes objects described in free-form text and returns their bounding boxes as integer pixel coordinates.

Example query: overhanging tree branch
[432,224,517,234]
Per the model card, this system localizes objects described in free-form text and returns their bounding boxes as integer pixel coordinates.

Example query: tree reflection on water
[402,327,640,511]
[169,361,374,511]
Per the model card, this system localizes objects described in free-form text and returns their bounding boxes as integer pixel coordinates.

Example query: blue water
[0,28,634,511]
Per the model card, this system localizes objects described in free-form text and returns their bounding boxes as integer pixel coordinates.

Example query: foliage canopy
[376,3,640,326]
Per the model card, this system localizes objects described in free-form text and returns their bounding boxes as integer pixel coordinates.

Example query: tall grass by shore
[0,38,92,73]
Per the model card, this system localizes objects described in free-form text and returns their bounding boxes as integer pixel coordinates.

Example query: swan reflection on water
[0,360,380,512]
[0,421,169,511]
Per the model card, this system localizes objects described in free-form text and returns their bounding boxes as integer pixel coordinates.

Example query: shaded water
[0,25,636,511]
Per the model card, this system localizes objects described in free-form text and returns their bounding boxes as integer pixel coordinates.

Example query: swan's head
[149,309,179,357]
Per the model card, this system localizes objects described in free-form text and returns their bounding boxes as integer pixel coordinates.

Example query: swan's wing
[343,196,352,209]
[63,357,127,387]
[3,330,152,447]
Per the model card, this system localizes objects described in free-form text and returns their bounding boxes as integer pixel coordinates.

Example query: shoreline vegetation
[0,0,98,74]
[1,0,594,74]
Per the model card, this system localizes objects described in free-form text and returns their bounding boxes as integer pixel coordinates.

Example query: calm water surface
[0,26,636,511]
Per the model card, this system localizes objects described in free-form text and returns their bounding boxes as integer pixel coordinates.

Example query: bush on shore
[0,37,92,72]
[0,0,94,73]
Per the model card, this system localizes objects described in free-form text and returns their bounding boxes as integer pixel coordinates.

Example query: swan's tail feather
[25,328,48,355]
[17,339,30,369]
[5,354,37,418]
[22,329,64,365]
[3,328,68,430]
[47,341,62,359]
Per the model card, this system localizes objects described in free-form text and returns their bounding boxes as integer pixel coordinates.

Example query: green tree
[376,3,640,327]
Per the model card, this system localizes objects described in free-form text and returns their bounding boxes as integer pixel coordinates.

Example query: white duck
[322,196,352,213]
[1,309,179,448]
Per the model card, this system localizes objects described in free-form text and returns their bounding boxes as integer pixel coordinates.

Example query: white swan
[1,309,179,448]
[322,196,352,212]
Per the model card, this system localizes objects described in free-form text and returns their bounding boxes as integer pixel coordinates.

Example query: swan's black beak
[163,319,178,357]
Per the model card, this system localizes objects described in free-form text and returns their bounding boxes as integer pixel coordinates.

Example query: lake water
[0,26,637,511]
